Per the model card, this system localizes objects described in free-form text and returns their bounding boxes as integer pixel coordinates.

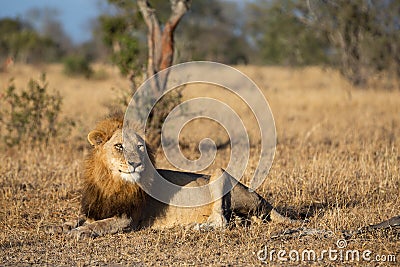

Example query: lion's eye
[138,144,144,151]
[114,143,123,152]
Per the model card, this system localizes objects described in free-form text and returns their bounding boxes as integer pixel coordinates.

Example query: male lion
[67,114,294,238]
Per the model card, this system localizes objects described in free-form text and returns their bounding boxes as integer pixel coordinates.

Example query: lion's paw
[207,213,227,227]
[68,226,99,240]
[193,220,226,231]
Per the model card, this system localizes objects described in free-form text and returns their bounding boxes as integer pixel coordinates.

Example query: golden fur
[67,114,293,238]
[81,113,147,222]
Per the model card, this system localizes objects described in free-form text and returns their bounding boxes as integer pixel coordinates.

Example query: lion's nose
[128,161,142,170]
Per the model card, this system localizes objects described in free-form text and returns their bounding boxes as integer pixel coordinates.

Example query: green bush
[0,74,74,147]
[63,55,93,78]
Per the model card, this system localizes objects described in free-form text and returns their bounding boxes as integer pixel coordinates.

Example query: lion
[67,113,295,238]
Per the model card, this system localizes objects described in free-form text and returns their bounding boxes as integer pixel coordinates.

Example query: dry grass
[1,64,399,265]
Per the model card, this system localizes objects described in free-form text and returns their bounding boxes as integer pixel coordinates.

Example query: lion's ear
[88,130,106,146]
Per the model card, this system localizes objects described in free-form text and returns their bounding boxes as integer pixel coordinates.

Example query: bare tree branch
[138,0,191,93]
[137,0,162,78]
[160,0,191,70]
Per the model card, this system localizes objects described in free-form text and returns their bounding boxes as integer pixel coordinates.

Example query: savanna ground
[1,64,399,266]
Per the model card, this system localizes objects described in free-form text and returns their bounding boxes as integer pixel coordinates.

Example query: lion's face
[88,128,151,184]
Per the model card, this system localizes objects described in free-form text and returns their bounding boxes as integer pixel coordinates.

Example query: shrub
[63,55,93,78]
[0,74,74,147]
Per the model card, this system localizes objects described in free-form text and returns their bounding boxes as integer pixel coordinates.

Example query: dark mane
[80,112,154,223]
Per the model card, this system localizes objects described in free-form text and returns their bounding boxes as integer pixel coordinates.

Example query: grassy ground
[1,64,399,265]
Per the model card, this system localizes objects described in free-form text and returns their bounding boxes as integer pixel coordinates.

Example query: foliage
[98,2,144,118]
[245,0,329,65]
[0,18,64,63]
[63,55,93,78]
[100,16,141,76]
[98,4,144,78]
[0,74,74,147]
[176,0,251,64]
[304,0,400,86]
[245,0,400,86]
[25,7,73,54]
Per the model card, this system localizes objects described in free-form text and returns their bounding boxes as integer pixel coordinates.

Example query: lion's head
[87,122,154,184]
[81,113,155,221]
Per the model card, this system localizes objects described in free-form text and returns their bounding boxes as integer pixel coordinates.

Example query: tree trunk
[137,0,191,148]
[137,0,191,86]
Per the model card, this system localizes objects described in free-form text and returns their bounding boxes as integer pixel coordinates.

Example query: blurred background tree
[97,0,144,82]
[300,0,400,86]
[0,17,64,64]
[176,0,250,64]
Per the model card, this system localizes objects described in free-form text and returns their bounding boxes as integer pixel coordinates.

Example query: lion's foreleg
[69,216,132,239]
[194,169,231,230]
[62,216,86,232]
[207,169,232,228]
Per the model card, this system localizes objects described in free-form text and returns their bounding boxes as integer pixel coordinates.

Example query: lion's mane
[81,112,154,223]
